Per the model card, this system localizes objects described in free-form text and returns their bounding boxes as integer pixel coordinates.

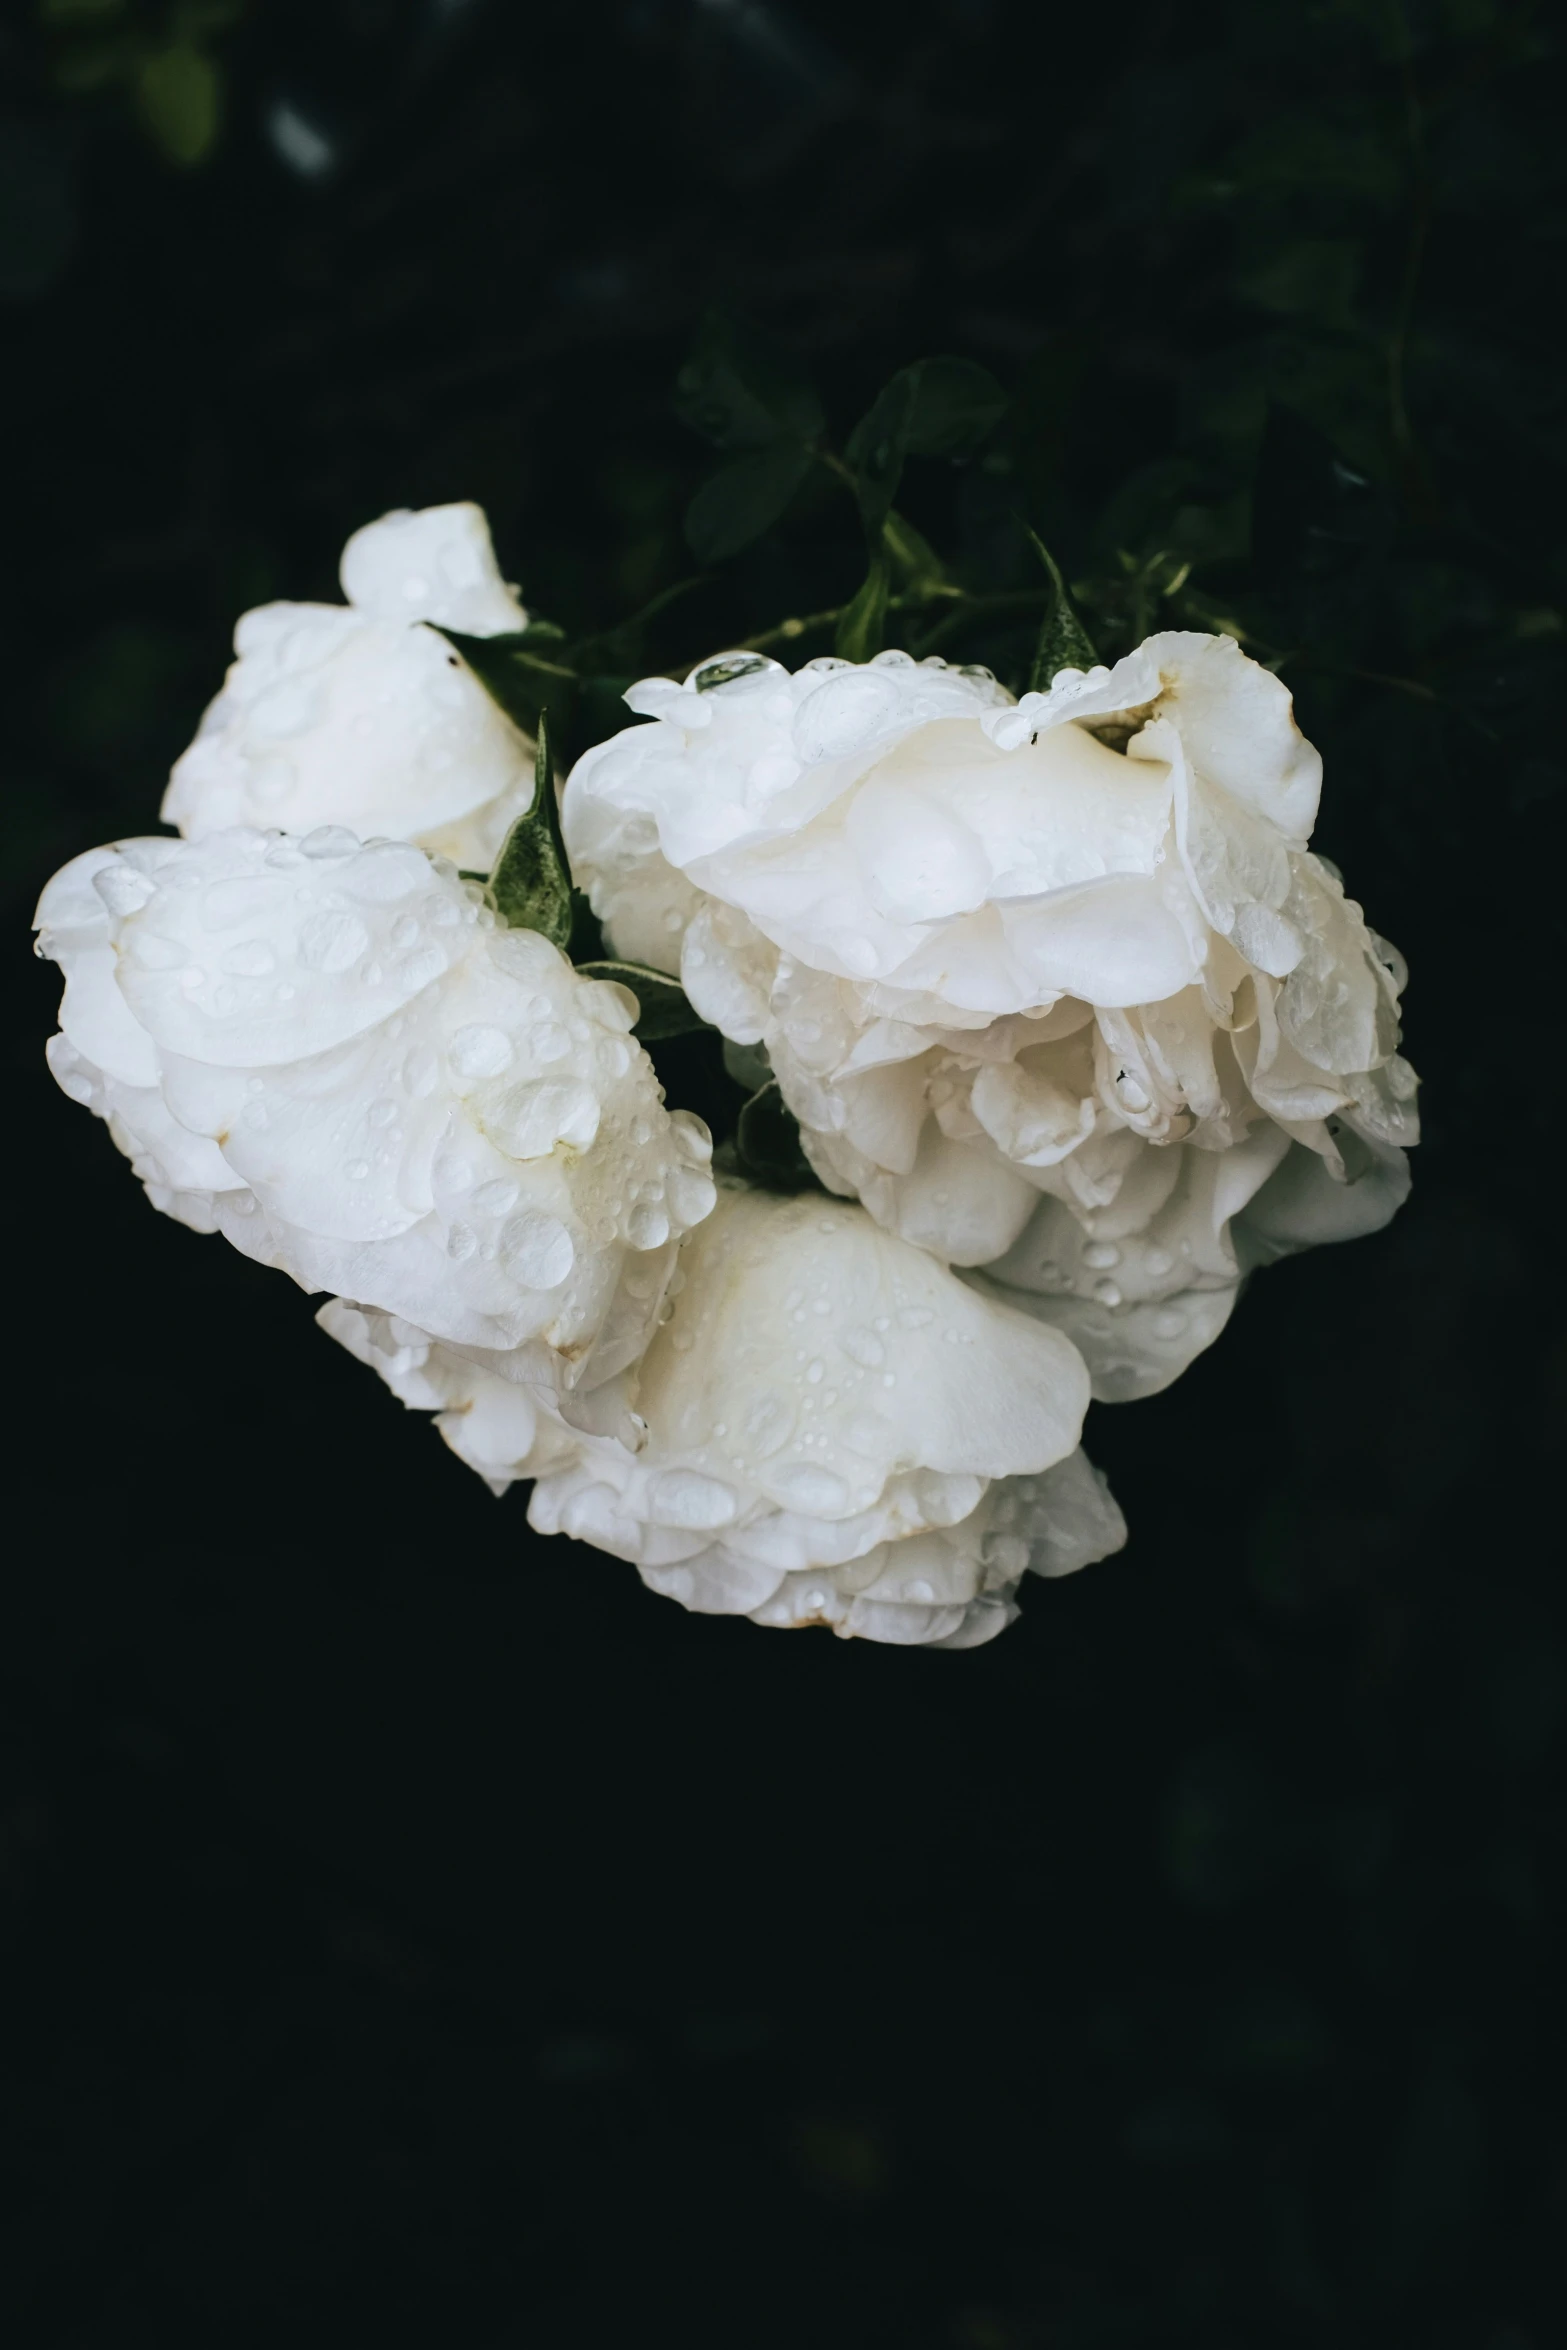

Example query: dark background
[2,2,1563,2343]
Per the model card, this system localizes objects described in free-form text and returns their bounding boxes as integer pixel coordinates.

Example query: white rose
[317,1301,589,1492]
[325,1181,1123,1649]
[163,503,537,869]
[975,1111,1411,1400]
[563,636,1416,1378]
[35,826,716,1389]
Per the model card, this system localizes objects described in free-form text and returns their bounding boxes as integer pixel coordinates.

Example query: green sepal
[835,556,890,661]
[1024,528,1099,690]
[486,711,572,951]
[735,1082,819,1193]
[433,624,576,739]
[573,961,711,1041]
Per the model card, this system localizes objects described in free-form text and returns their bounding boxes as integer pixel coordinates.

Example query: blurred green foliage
[38,0,244,170]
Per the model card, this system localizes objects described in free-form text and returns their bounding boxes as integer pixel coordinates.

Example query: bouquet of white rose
[35,479,1416,1649]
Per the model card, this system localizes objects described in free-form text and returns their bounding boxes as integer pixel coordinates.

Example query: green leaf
[1024,528,1099,689]
[486,712,572,950]
[735,1083,819,1193]
[835,556,890,662]
[684,440,813,563]
[574,961,711,1041]
[881,508,951,597]
[674,310,823,451]
[897,357,1010,459]
[135,42,221,168]
[722,1037,773,1094]
[843,371,918,538]
[845,358,1008,535]
[433,625,574,740]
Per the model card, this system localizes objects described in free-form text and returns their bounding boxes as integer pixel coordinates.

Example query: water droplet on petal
[472,1178,519,1215]
[447,1024,514,1078]
[628,1202,670,1250]
[647,1469,739,1531]
[770,1463,851,1517]
[500,1211,575,1288]
[298,908,370,973]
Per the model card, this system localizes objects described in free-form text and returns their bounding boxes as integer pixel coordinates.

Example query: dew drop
[628,1203,671,1250]
[647,1469,739,1531]
[298,908,369,973]
[500,1211,575,1288]
[742,1393,795,1458]
[770,1463,851,1516]
[447,1024,514,1078]
[472,1178,519,1216]
[222,939,276,978]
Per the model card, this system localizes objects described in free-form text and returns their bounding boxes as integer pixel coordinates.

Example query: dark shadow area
[1,2,1561,2343]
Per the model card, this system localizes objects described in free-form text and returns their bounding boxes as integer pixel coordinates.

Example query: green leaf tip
[574,961,712,1042]
[1024,528,1099,690]
[486,709,573,952]
[433,625,577,743]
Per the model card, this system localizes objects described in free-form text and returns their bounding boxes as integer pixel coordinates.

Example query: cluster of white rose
[36,504,1416,1648]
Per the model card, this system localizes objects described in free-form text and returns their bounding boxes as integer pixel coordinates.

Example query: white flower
[325,1181,1123,1649]
[317,1301,588,1491]
[564,637,1417,1383]
[163,503,537,869]
[975,1111,1411,1401]
[35,826,716,1389]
